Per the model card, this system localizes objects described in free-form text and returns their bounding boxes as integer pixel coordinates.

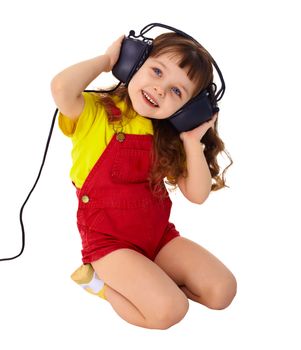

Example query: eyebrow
[152,59,189,96]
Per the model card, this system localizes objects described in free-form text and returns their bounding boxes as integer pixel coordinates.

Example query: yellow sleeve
[58,92,101,141]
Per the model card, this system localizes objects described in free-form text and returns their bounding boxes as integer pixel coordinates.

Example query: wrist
[182,137,204,151]
[180,141,205,159]
[98,54,111,72]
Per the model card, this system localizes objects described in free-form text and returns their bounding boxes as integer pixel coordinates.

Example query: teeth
[142,91,158,106]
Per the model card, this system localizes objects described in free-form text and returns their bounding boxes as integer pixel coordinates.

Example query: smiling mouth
[141,90,159,107]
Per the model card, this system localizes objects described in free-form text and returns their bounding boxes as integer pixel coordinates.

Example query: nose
[154,86,165,97]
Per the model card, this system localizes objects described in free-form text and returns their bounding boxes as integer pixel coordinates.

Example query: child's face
[128,53,197,119]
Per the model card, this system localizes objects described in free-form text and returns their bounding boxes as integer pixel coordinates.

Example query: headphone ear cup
[112,38,153,85]
[168,91,219,132]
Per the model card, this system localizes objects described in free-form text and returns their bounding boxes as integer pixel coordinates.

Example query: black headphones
[112,23,225,132]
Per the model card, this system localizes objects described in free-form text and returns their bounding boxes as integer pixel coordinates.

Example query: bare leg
[91,248,189,329]
[154,237,237,310]
[104,284,147,321]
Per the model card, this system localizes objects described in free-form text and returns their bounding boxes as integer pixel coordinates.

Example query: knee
[149,294,189,330]
[205,274,237,310]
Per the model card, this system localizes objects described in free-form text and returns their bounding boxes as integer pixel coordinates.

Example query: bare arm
[177,115,218,204]
[177,140,212,204]
[50,36,124,120]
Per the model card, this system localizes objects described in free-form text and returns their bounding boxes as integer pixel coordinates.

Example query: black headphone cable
[0,84,120,262]
[0,108,58,262]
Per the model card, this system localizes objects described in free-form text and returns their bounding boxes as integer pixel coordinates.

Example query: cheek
[165,100,188,118]
[128,69,150,102]
[129,68,144,85]
[167,96,183,110]
[128,73,142,98]
[127,75,139,101]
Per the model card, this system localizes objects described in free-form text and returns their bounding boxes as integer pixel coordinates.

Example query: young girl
[51,31,237,330]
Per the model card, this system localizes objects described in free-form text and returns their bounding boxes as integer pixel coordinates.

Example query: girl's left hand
[179,113,218,143]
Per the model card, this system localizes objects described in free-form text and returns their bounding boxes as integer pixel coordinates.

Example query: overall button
[116,132,125,142]
[81,195,90,203]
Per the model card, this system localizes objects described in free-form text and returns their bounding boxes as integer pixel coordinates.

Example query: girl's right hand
[104,35,125,72]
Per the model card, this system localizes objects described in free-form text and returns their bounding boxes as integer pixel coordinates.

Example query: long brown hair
[96,32,232,193]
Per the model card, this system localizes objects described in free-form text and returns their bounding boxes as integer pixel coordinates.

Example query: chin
[132,102,147,117]
[131,101,151,118]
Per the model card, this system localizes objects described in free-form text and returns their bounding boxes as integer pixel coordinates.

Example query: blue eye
[153,67,162,76]
[171,87,181,97]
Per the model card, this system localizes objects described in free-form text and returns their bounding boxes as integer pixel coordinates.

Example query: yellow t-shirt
[59,92,154,188]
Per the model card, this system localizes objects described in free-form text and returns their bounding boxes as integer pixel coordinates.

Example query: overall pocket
[111,148,152,183]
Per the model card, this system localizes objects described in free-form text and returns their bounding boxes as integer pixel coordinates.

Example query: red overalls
[76,132,180,264]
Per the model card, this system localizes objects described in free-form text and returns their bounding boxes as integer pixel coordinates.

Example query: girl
[51,31,237,330]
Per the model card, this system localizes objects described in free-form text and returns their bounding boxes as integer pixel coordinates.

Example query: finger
[116,34,125,44]
[212,113,218,123]
[209,114,218,128]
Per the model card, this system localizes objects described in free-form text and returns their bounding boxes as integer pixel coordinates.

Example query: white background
[0,0,300,349]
